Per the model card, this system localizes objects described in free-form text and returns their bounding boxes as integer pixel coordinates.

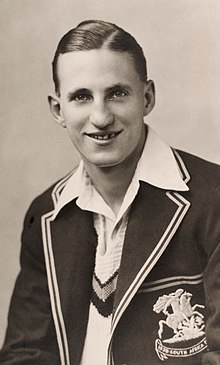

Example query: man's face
[53,49,154,169]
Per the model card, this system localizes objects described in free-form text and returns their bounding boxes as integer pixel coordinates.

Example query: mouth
[86,131,121,141]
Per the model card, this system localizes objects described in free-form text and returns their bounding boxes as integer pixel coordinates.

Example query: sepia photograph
[0,1,220,364]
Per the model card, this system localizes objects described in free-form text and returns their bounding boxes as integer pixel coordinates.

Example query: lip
[85,130,122,141]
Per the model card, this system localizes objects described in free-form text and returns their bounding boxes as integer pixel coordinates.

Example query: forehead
[57,49,142,92]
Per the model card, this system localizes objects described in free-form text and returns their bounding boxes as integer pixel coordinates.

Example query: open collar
[52,126,189,220]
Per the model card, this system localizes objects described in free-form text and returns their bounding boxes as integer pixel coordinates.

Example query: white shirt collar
[52,126,189,220]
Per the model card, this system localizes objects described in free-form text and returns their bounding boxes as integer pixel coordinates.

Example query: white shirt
[52,126,188,221]
[52,126,188,364]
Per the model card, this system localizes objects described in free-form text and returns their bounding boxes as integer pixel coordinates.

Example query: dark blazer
[1,150,220,365]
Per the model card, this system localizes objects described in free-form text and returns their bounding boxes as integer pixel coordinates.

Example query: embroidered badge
[153,288,207,361]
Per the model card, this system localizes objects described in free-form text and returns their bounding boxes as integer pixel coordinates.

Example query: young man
[1,20,220,365]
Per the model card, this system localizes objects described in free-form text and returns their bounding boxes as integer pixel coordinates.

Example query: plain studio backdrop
[0,0,220,346]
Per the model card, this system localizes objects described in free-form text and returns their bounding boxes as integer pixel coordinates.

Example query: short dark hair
[52,20,148,94]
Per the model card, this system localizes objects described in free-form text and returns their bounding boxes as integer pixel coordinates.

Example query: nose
[89,100,114,128]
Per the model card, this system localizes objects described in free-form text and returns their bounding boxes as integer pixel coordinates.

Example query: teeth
[89,132,119,140]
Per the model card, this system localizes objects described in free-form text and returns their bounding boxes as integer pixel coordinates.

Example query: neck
[83,127,147,216]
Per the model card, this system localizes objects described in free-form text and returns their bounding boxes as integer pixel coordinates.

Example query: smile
[86,131,121,140]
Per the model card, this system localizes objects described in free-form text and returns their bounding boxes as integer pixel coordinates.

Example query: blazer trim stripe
[173,150,190,183]
[139,272,203,292]
[109,350,114,365]
[41,211,70,365]
[41,177,73,365]
[108,191,190,363]
[141,273,203,288]
[138,276,203,293]
[51,171,74,206]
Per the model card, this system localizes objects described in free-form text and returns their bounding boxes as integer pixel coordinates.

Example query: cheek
[61,105,76,122]
[60,100,82,119]
[66,124,82,142]
[119,107,145,128]
[121,98,145,118]
[65,126,83,150]
[62,108,87,131]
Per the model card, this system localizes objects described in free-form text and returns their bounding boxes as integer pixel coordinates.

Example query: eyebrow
[105,83,132,94]
[67,88,91,101]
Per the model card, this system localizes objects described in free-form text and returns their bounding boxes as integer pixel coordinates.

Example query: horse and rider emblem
[153,288,207,361]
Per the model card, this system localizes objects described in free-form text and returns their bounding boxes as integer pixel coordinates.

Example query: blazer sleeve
[202,184,220,365]
[0,199,60,365]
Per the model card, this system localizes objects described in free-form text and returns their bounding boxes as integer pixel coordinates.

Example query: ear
[48,94,66,128]
[143,80,155,117]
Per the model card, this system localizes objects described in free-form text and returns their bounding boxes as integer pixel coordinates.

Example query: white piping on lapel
[41,175,72,365]
[52,170,75,206]
[107,151,191,365]
[173,150,190,183]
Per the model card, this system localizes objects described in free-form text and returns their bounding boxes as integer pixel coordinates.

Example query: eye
[72,93,92,102]
[108,89,128,100]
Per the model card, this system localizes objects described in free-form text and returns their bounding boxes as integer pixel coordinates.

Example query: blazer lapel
[109,182,190,347]
[42,202,96,365]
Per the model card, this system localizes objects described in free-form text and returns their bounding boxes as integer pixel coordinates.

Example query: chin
[93,161,120,168]
[83,152,123,168]
[88,157,123,168]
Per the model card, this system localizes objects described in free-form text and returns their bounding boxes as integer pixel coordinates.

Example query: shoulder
[24,169,76,225]
[174,150,220,256]
[174,149,220,192]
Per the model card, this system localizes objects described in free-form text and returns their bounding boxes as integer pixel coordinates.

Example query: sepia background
[1,0,220,345]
